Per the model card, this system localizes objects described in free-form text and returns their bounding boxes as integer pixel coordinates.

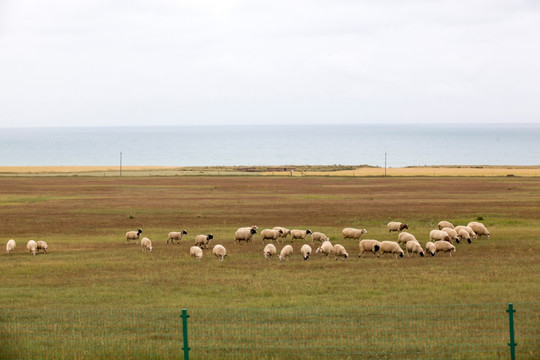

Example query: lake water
[0,124,539,167]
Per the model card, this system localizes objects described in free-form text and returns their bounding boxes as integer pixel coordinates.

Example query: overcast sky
[0,0,539,127]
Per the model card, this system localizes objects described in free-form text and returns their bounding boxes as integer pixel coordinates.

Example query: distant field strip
[2,304,538,359]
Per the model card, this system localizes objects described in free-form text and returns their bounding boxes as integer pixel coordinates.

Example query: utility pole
[384,152,387,177]
[120,152,122,177]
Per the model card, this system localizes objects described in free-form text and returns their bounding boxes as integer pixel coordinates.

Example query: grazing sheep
[279,244,294,261]
[397,232,417,246]
[342,227,367,240]
[387,222,408,233]
[272,227,291,242]
[6,239,16,254]
[435,241,456,256]
[441,227,460,243]
[333,244,349,260]
[467,222,490,239]
[212,244,227,261]
[300,244,312,260]
[141,237,153,251]
[311,231,329,243]
[379,241,404,258]
[406,240,424,257]
[36,241,48,254]
[429,229,452,243]
[263,243,277,260]
[190,246,203,260]
[456,228,472,244]
[437,221,454,230]
[125,228,143,244]
[455,225,477,241]
[260,229,283,243]
[290,229,312,242]
[315,240,333,257]
[194,234,213,249]
[358,239,382,257]
[425,241,436,256]
[235,226,258,243]
[27,240,37,256]
[167,230,188,244]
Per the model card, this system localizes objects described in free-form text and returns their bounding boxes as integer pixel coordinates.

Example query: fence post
[181,309,190,360]
[507,303,516,360]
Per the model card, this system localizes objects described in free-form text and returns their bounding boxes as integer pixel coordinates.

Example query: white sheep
[260,229,283,243]
[406,240,424,257]
[141,237,153,251]
[456,228,472,244]
[212,244,227,261]
[441,227,460,243]
[429,229,452,243]
[455,225,477,241]
[27,240,37,256]
[397,232,417,246]
[437,221,454,230]
[263,243,277,260]
[333,244,349,260]
[387,222,408,233]
[310,231,329,243]
[467,221,490,239]
[125,228,143,244]
[194,234,213,249]
[342,227,367,240]
[290,229,312,242]
[300,244,312,260]
[167,229,188,244]
[272,227,291,242]
[235,226,257,243]
[425,241,436,256]
[315,240,333,257]
[358,239,382,257]
[379,241,404,258]
[36,241,48,254]
[6,239,16,254]
[279,244,294,261]
[190,246,203,260]
[435,241,456,256]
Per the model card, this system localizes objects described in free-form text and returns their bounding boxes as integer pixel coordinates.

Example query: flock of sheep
[116,220,491,262]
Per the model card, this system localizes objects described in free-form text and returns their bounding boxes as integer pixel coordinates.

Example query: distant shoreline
[1,165,539,177]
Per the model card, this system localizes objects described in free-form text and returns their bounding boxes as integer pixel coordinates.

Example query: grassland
[1,174,539,358]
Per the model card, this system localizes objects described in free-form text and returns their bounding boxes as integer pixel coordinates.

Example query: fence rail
[1,303,538,359]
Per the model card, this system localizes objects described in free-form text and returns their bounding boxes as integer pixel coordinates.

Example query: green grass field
[1,175,539,358]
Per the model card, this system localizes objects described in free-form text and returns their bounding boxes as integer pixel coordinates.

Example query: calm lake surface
[1,124,539,167]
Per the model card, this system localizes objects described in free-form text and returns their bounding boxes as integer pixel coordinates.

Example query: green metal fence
[1,303,538,359]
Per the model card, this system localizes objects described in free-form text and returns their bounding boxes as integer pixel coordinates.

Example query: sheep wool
[190,246,203,260]
[273,227,291,242]
[456,228,472,244]
[194,234,213,249]
[387,222,408,233]
[27,240,37,256]
[235,226,257,243]
[311,231,329,243]
[279,245,294,261]
[315,240,333,257]
[429,229,452,243]
[333,244,349,260]
[167,230,188,244]
[455,225,477,241]
[441,227,459,243]
[467,222,490,239]
[141,237,153,251]
[263,243,277,260]
[290,229,313,242]
[342,228,367,240]
[437,221,454,230]
[300,244,312,260]
[358,239,382,257]
[435,241,456,256]
[261,229,283,243]
[379,241,404,258]
[397,232,417,246]
[406,240,424,257]
[36,241,48,253]
[213,244,227,261]
[425,241,436,256]
[6,239,16,254]
[125,228,143,244]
